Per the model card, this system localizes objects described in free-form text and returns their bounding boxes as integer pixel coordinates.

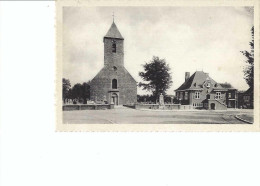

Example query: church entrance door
[210,103,215,110]
[111,93,118,105]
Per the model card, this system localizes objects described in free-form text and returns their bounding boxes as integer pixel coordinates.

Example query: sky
[63,6,254,95]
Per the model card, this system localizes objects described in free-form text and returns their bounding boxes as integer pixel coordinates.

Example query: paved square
[63,107,253,124]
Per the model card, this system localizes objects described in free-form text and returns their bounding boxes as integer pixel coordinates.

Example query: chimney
[185,72,190,82]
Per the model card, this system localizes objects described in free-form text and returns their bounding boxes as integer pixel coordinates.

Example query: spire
[104,21,124,39]
[112,12,114,23]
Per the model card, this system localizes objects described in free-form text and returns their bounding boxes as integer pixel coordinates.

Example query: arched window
[112,43,116,53]
[112,79,117,89]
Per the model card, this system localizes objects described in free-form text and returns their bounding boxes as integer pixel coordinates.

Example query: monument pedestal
[159,105,165,110]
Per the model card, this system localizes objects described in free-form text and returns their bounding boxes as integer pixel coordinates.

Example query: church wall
[118,80,137,104]
[90,77,111,102]
[90,67,137,105]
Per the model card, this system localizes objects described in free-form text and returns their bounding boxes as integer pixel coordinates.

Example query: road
[63,106,253,124]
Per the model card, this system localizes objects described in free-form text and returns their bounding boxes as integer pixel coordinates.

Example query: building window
[215,92,221,99]
[112,79,117,89]
[244,95,250,102]
[184,92,188,100]
[180,92,183,100]
[112,43,116,53]
[228,93,232,98]
[195,92,200,99]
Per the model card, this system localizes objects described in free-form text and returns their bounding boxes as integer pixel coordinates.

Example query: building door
[228,101,231,108]
[210,103,215,110]
[111,93,118,105]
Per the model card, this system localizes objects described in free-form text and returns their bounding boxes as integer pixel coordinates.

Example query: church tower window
[112,79,117,89]
[112,43,116,53]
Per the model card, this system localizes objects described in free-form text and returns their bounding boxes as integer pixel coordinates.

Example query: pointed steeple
[104,22,124,39]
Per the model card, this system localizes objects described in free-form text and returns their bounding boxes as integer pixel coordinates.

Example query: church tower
[103,22,124,67]
[90,21,137,105]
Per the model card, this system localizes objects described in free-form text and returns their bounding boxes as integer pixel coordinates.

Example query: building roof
[175,71,218,91]
[244,86,253,94]
[104,22,124,39]
[219,83,236,89]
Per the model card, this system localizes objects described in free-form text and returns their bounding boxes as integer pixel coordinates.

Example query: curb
[235,115,253,124]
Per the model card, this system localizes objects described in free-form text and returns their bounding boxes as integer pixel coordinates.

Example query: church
[90,21,137,105]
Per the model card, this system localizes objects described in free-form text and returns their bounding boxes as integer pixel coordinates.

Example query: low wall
[63,104,114,111]
[180,105,193,110]
[135,104,180,110]
[123,104,136,109]
[135,104,159,110]
[163,104,180,110]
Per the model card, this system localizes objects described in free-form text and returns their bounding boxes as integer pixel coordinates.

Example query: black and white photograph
[57,1,259,130]
[1,1,260,186]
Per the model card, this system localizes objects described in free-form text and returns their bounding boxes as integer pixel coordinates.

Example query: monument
[159,93,165,109]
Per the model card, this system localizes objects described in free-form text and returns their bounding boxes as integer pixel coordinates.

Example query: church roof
[104,22,124,39]
[175,71,218,91]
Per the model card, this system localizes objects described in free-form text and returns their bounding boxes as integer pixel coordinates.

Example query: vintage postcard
[56,0,259,132]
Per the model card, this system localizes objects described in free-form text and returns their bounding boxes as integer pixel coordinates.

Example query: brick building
[237,87,254,109]
[175,71,237,110]
[90,21,137,105]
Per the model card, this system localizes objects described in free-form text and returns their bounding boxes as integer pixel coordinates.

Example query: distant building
[175,71,237,110]
[90,21,137,105]
[237,87,254,109]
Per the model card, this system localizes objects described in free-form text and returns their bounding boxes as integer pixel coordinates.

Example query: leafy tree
[71,83,84,103]
[241,26,254,89]
[139,56,173,101]
[62,78,71,103]
[70,82,91,104]
[137,94,153,103]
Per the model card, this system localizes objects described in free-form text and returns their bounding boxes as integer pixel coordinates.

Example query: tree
[139,56,173,101]
[62,78,71,103]
[71,83,84,103]
[70,82,91,104]
[241,26,254,89]
[137,94,153,103]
